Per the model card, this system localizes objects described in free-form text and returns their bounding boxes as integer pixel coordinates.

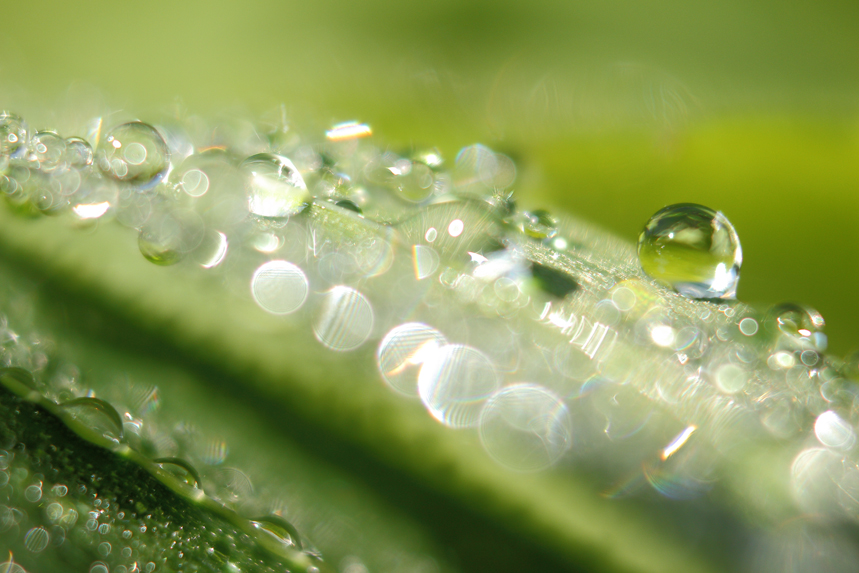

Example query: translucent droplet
[242,153,309,218]
[638,203,742,299]
[250,515,303,551]
[418,344,499,428]
[510,209,557,239]
[60,397,124,443]
[30,131,67,172]
[479,383,572,472]
[738,317,759,336]
[138,209,204,265]
[377,323,447,397]
[814,410,855,450]
[0,111,28,159]
[251,260,308,315]
[154,457,202,489]
[313,286,374,351]
[767,302,827,351]
[65,137,94,168]
[96,122,169,189]
[24,526,50,552]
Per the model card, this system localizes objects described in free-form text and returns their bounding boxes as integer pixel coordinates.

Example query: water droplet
[638,203,742,299]
[138,209,204,265]
[195,230,229,269]
[313,286,374,351]
[510,209,557,239]
[767,302,827,351]
[0,112,28,160]
[479,383,572,472]
[242,153,309,218]
[90,561,110,573]
[30,131,67,172]
[96,122,169,189]
[24,526,50,552]
[65,137,94,167]
[377,323,447,397]
[250,515,303,551]
[251,260,309,315]
[154,457,202,489]
[60,397,124,443]
[418,344,499,428]
[814,410,855,450]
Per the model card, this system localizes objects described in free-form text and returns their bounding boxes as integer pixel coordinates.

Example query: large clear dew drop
[242,153,310,218]
[638,203,742,300]
[96,122,170,189]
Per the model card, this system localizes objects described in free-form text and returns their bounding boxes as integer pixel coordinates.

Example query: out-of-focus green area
[2,0,858,352]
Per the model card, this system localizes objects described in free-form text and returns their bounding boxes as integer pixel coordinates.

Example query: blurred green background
[2,0,858,353]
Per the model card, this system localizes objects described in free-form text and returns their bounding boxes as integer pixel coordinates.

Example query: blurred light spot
[662,425,696,460]
[73,201,111,219]
[251,260,308,315]
[326,121,372,141]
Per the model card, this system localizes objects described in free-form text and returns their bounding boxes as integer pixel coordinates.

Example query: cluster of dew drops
[2,107,859,532]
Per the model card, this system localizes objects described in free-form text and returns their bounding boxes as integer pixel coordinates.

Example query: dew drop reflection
[479,383,571,472]
[251,261,308,315]
[313,286,374,351]
[418,344,499,428]
[377,323,446,397]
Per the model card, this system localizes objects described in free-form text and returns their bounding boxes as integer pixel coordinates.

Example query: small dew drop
[96,122,169,189]
[60,397,124,443]
[242,153,309,218]
[0,111,29,159]
[154,457,202,489]
[250,515,303,551]
[638,203,742,299]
